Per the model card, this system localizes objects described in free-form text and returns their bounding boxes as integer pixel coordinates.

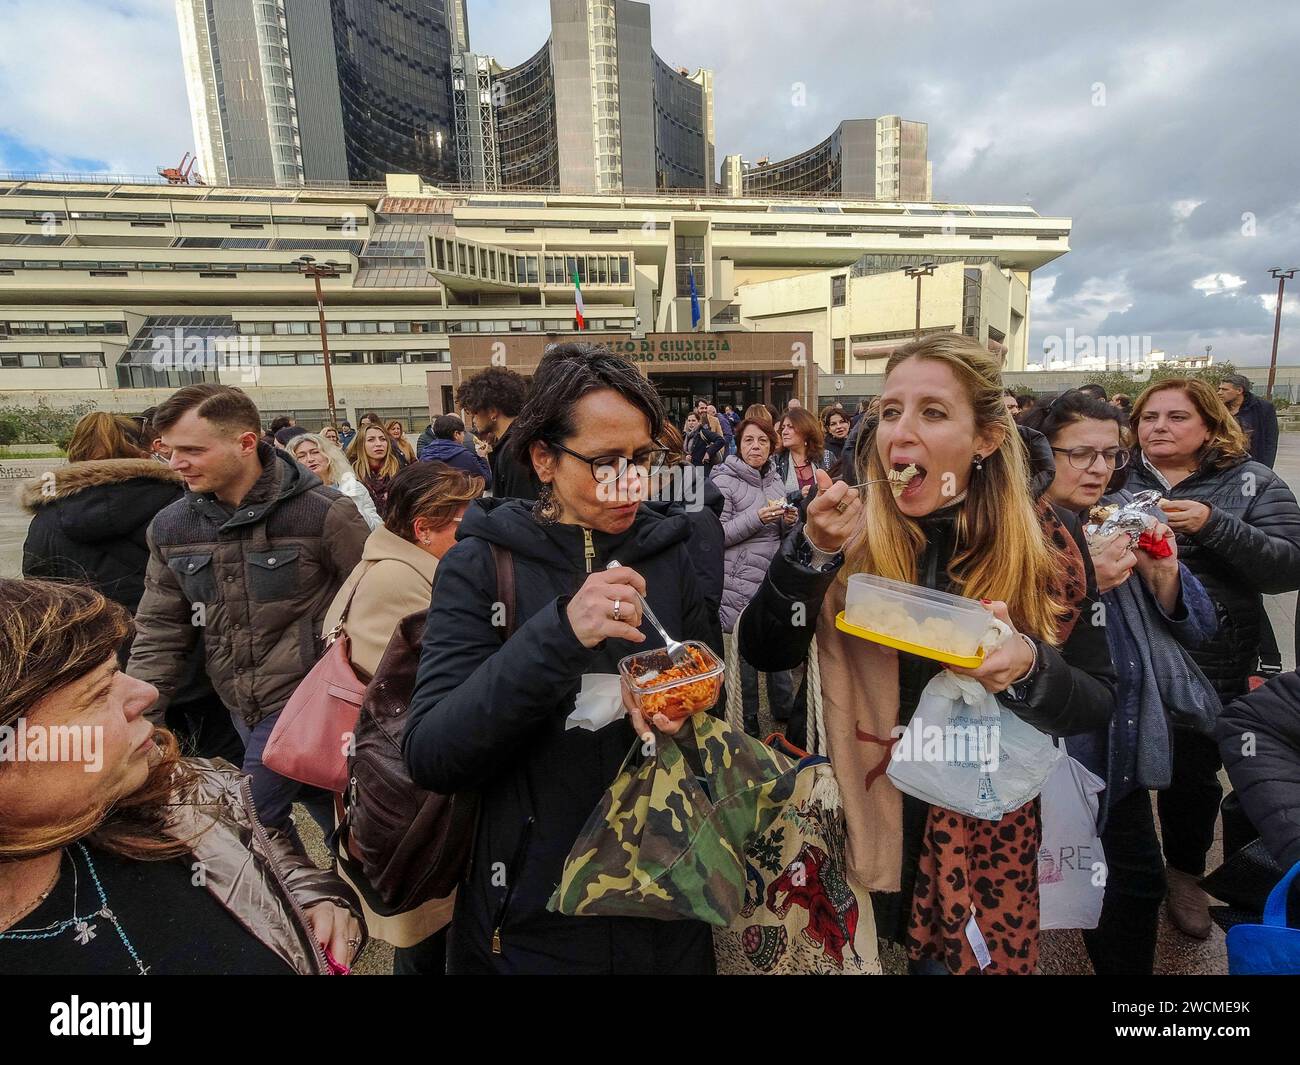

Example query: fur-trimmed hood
[19,459,184,547]
[19,458,181,511]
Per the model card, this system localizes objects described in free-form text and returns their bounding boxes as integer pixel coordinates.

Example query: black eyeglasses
[1050,446,1131,470]
[549,442,671,485]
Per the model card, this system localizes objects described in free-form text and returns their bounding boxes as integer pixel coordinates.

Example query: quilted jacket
[710,455,788,632]
[1126,451,1300,700]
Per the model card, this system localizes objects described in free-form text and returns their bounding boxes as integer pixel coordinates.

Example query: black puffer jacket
[403,499,722,974]
[1127,452,1300,700]
[21,459,183,613]
[1217,671,1300,868]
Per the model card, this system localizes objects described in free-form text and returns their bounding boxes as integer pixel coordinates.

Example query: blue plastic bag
[1226,860,1300,975]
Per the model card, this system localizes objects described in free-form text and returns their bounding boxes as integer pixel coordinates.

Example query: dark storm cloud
[476,0,1300,363]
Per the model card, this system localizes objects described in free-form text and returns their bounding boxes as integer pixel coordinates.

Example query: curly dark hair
[509,343,665,466]
[455,366,530,417]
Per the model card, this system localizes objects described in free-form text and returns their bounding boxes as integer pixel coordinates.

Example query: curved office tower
[179,0,461,186]
[330,0,457,184]
[653,59,713,191]
[484,0,713,193]
[492,42,561,190]
[726,117,932,201]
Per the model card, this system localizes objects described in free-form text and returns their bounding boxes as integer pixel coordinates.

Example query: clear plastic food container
[836,573,993,667]
[618,641,724,721]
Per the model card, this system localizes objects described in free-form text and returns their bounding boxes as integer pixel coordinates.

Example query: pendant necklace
[0,843,150,974]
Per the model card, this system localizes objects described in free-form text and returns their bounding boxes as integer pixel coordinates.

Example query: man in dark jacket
[417,414,493,488]
[416,420,436,455]
[1218,374,1279,468]
[456,366,538,501]
[127,384,369,831]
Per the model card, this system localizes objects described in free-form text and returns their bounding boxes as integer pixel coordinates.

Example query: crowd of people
[3,339,1299,976]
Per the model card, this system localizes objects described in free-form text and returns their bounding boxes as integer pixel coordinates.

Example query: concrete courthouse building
[0,173,1069,425]
[0,0,1071,424]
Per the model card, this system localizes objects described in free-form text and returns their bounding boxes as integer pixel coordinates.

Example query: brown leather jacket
[165,759,367,974]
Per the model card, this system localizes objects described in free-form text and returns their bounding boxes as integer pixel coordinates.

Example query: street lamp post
[295,255,342,429]
[902,261,938,340]
[1267,268,1297,400]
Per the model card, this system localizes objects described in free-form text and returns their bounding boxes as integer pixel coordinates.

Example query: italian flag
[572,263,585,330]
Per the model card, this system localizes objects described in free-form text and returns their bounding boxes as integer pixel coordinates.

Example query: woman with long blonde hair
[386,419,416,465]
[347,423,402,518]
[740,333,1116,974]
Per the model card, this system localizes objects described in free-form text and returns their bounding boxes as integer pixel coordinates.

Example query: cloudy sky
[1,0,1297,365]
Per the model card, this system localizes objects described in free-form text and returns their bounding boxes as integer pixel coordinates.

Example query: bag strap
[327,565,371,642]
[1263,859,1300,927]
[806,633,827,757]
[723,625,745,733]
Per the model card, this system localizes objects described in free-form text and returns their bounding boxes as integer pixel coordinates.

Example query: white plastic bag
[886,670,1064,819]
[1038,755,1107,930]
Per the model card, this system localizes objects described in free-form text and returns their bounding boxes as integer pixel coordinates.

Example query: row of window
[1,209,366,228]
[432,239,632,288]
[237,317,629,337]
[252,350,449,366]
[0,352,105,368]
[710,222,1068,238]
[0,260,354,275]
[0,320,127,336]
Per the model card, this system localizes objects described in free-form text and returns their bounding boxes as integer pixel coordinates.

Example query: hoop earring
[532,482,562,525]
[972,453,984,473]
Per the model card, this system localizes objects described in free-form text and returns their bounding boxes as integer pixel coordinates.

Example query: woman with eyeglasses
[403,343,724,974]
[321,460,483,975]
[1021,390,1219,973]
[1122,378,1300,940]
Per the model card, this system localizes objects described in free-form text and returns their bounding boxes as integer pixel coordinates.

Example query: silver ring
[612,599,623,622]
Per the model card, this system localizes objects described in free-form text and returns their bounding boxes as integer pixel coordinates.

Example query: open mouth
[888,461,926,498]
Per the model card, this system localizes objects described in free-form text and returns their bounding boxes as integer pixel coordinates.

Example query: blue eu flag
[688,265,701,329]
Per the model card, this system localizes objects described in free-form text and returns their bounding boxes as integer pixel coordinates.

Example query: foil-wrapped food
[1085,490,1174,557]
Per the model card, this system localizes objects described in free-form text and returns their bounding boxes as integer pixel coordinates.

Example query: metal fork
[606,559,689,665]
[844,477,892,492]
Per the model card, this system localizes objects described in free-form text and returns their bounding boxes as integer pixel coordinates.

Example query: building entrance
[650,372,762,425]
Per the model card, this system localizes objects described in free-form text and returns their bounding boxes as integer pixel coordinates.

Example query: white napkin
[564,673,626,732]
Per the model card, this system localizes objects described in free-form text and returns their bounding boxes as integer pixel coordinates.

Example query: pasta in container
[618,642,724,721]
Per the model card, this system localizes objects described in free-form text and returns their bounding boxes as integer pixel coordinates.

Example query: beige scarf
[811,580,908,892]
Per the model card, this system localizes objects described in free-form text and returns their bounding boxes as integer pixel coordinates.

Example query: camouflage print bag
[548,714,800,927]
[714,753,882,975]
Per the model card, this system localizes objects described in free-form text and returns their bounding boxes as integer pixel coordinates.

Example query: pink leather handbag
[264,586,367,793]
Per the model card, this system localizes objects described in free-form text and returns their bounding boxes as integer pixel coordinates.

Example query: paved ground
[6,441,1299,975]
